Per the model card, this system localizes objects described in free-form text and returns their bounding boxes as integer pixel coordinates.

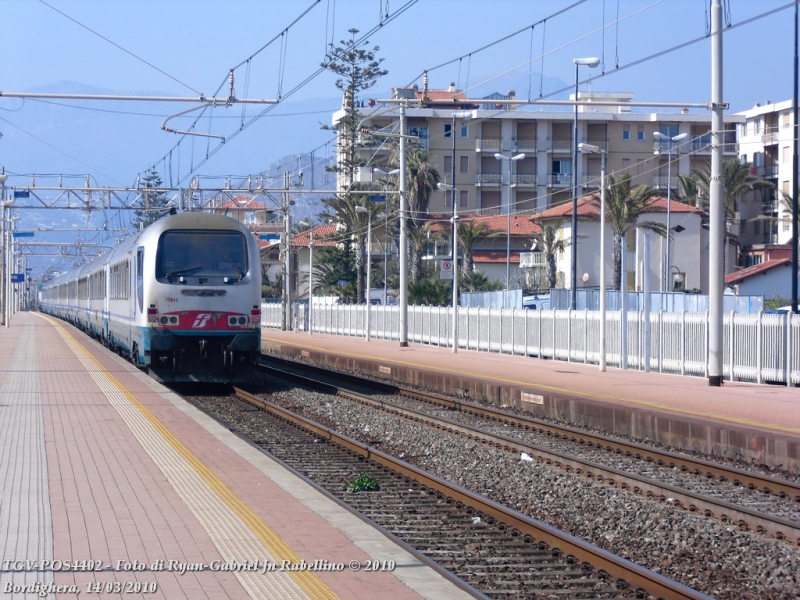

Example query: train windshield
[156,230,248,283]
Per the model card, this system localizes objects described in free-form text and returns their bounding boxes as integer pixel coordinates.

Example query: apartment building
[343,85,741,217]
[736,99,795,254]
[332,84,750,292]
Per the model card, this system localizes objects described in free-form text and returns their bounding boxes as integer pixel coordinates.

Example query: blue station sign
[13,231,34,238]
[11,274,24,283]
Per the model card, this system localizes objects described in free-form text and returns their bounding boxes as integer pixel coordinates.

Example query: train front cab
[137,229,261,383]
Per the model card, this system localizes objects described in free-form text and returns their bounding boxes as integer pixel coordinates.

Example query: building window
[637,125,645,141]
[460,123,469,138]
[622,127,630,141]
[784,146,791,163]
[551,159,571,175]
[444,123,452,138]
[622,158,631,173]
[636,159,645,175]
[753,152,762,167]
[460,190,469,208]
[459,155,469,173]
[444,156,452,175]
[659,124,679,138]
[753,120,761,134]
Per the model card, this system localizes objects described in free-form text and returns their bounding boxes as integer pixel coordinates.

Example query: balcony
[549,138,572,152]
[520,251,547,267]
[548,173,571,187]
[762,126,779,145]
[515,138,538,152]
[475,173,502,186]
[512,173,538,187]
[476,138,501,152]
[763,166,779,179]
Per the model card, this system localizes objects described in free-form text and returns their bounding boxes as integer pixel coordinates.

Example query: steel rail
[259,354,800,501]
[255,361,800,545]
[234,386,712,600]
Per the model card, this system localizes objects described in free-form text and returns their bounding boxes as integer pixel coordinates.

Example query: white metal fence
[262,303,800,386]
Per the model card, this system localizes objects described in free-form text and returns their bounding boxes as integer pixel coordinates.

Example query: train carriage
[40,212,262,383]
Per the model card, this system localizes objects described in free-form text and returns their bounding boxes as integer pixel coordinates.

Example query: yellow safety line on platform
[40,316,339,600]
[263,335,800,438]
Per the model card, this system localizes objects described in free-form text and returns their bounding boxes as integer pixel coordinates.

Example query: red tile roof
[724,258,791,284]
[291,224,340,248]
[426,213,542,235]
[534,195,704,220]
[419,90,469,102]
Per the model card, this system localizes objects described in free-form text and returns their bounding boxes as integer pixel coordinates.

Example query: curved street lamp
[578,142,607,371]
[653,131,689,292]
[438,182,460,353]
[495,152,526,289]
[570,57,600,309]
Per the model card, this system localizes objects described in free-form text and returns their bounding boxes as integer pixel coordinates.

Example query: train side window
[136,247,144,313]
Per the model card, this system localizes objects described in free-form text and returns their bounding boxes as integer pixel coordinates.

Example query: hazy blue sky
[1,0,796,186]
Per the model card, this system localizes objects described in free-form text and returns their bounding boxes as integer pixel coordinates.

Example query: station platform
[262,329,800,473]
[0,312,475,600]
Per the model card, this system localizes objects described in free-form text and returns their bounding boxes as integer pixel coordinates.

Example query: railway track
[257,355,800,546]
[189,384,708,599]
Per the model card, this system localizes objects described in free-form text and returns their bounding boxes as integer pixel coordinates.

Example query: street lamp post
[307,228,314,334]
[437,182,460,353]
[571,57,600,309]
[578,142,606,371]
[440,110,474,354]
[356,206,382,341]
[495,152,526,289]
[6,215,19,326]
[298,221,314,335]
[653,131,688,292]
[0,175,9,327]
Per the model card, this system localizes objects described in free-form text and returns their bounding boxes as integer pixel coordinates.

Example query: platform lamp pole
[495,152,526,289]
[437,182,460,353]
[578,142,606,371]
[0,174,10,327]
[356,206,382,341]
[298,221,314,335]
[571,57,601,309]
[6,215,19,326]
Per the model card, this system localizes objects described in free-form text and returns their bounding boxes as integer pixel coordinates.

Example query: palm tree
[456,220,499,274]
[320,192,382,304]
[695,160,774,273]
[395,142,440,225]
[407,222,442,283]
[780,193,798,233]
[675,173,705,208]
[589,173,666,291]
[695,159,774,221]
[530,220,569,290]
[460,271,502,292]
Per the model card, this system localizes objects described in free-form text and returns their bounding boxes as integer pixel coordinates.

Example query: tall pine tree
[132,168,171,231]
[320,28,388,303]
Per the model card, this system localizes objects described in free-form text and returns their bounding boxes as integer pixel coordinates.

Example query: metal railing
[263,303,800,386]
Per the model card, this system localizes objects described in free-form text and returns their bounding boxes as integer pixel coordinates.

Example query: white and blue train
[39,211,262,383]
